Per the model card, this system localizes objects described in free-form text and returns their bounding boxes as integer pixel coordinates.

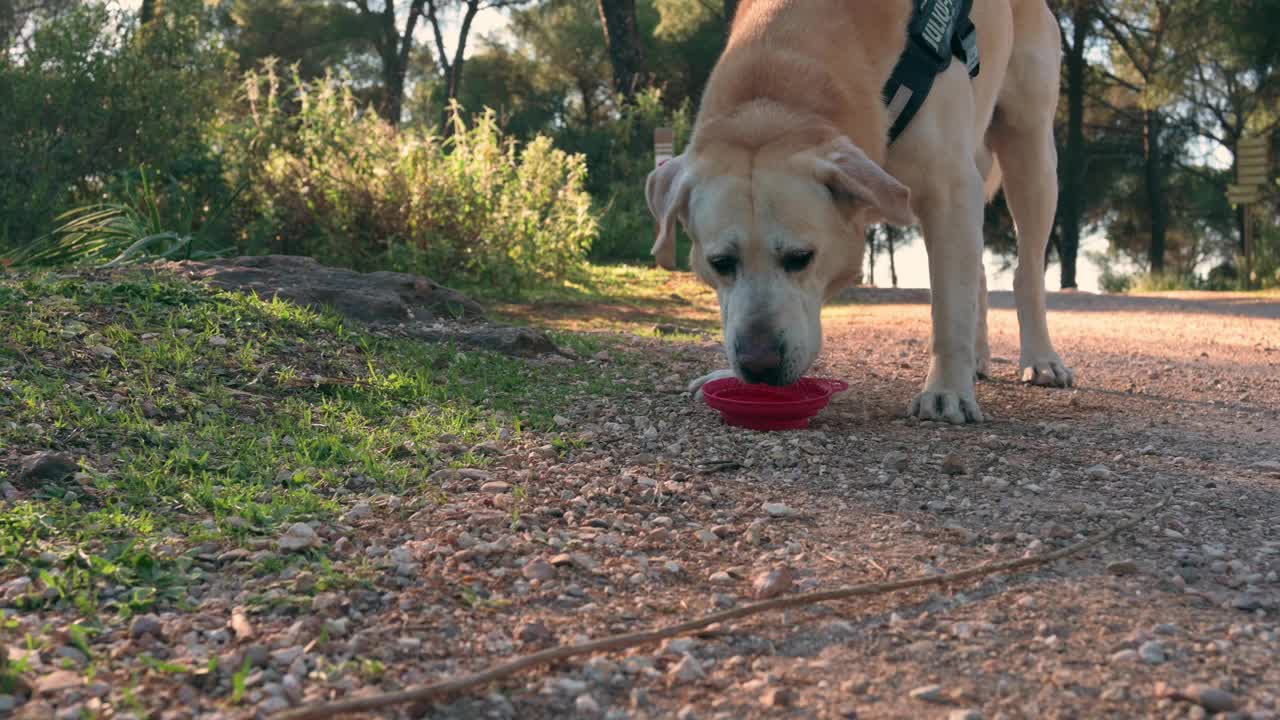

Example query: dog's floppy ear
[816,140,915,227]
[645,154,692,270]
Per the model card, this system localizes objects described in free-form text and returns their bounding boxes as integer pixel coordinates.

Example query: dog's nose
[737,335,784,385]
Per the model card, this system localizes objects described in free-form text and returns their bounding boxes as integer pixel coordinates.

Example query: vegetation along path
[2,264,1279,719]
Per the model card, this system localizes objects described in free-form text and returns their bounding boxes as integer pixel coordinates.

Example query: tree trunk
[597,0,644,103]
[866,228,878,286]
[381,50,406,126]
[1056,5,1089,290]
[140,0,157,24]
[1143,109,1168,273]
[886,227,899,288]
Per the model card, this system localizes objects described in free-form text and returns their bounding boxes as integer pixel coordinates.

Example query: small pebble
[763,502,794,518]
[752,567,794,600]
[909,684,945,703]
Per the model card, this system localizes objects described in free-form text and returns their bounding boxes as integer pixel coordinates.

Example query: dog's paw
[1020,354,1074,388]
[910,389,985,424]
[975,353,993,381]
[688,369,736,402]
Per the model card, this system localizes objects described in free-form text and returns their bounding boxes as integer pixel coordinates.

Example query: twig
[275,494,1171,720]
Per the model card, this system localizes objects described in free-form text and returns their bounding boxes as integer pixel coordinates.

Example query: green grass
[0,269,639,620]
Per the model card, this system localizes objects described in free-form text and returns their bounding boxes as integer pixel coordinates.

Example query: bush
[216,66,597,292]
[0,0,231,250]
[554,88,693,262]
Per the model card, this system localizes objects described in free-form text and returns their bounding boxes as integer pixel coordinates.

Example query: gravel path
[7,289,1278,720]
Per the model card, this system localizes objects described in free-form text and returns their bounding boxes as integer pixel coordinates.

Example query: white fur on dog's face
[647,139,913,386]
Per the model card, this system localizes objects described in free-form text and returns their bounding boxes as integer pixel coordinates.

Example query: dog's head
[646,134,913,385]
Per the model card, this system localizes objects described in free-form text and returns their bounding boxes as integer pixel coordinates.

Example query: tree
[1098,0,1215,273]
[596,0,644,102]
[1049,0,1099,289]
[218,0,370,81]
[424,0,531,128]
[342,0,429,125]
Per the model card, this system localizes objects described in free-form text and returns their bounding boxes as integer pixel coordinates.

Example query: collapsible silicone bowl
[701,377,849,431]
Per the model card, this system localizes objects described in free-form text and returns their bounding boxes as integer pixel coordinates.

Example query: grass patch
[0,268,638,618]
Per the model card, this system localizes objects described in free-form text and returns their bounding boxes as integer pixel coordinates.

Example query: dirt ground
[389,287,1280,720]
[428,287,1280,720]
[7,283,1280,720]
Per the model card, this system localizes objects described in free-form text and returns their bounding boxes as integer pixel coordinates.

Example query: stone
[230,611,255,640]
[18,452,79,486]
[515,621,554,646]
[1180,684,1238,713]
[668,654,704,685]
[1249,460,1280,472]
[129,614,164,639]
[1106,560,1139,576]
[909,685,945,703]
[761,687,792,707]
[948,712,983,720]
[481,481,512,494]
[883,451,909,473]
[941,453,967,476]
[708,571,734,585]
[752,567,794,600]
[575,694,601,715]
[1138,640,1167,664]
[342,503,373,523]
[763,503,794,518]
[1109,649,1139,663]
[36,670,82,695]
[523,560,557,581]
[1086,465,1116,481]
[278,522,319,551]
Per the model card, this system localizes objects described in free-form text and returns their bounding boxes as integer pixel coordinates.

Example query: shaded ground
[3,267,1278,720]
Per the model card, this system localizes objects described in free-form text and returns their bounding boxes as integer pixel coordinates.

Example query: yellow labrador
[646,0,1073,424]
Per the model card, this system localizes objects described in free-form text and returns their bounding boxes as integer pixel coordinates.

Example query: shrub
[554,88,694,262]
[216,66,597,292]
[0,0,231,250]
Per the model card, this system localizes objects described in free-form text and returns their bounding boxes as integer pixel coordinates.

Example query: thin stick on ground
[276,494,1171,720]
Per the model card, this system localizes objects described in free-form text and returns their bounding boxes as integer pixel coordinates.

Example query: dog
[645,0,1073,424]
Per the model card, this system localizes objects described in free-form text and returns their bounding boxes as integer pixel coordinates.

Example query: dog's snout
[736,331,785,385]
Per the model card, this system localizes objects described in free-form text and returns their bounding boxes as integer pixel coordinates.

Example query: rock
[342,503,373,523]
[258,696,291,715]
[1106,560,1139,576]
[90,344,117,359]
[481,481,512,494]
[278,522,319,551]
[19,452,79,486]
[1249,460,1280,472]
[668,654,704,685]
[883,451,909,473]
[909,685,945,703]
[708,571,734,585]
[575,694,602,715]
[694,530,719,544]
[523,560,557,581]
[1109,649,1139,663]
[948,711,983,720]
[763,503,794,518]
[1138,640,1167,664]
[752,567,794,600]
[270,646,304,667]
[54,646,87,666]
[760,687,792,707]
[208,335,229,348]
[129,614,164,639]
[941,453,967,476]
[0,695,15,713]
[1179,684,1238,713]
[1086,465,1116,481]
[675,705,698,720]
[36,670,82,695]
[230,611,255,640]
[515,621,554,646]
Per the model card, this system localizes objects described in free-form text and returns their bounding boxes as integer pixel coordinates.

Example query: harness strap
[883,0,980,145]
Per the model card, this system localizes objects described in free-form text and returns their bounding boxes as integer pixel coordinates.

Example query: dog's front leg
[910,167,986,424]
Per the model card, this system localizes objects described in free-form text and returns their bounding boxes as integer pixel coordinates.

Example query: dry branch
[276,494,1171,720]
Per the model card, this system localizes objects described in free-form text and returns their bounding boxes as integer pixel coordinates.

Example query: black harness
[882,0,981,144]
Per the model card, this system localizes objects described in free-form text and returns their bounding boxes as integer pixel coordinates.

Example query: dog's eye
[782,250,815,273]
[707,255,738,276]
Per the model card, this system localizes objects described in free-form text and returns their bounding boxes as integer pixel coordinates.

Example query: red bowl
[701,377,849,431]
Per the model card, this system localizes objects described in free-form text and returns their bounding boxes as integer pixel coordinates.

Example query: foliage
[215,65,596,290]
[0,0,232,250]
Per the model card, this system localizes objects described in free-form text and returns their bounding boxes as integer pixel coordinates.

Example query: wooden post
[655,127,674,168]
[1229,136,1270,290]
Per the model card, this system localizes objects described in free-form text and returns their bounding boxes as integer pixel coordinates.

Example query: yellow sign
[1238,136,1270,181]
